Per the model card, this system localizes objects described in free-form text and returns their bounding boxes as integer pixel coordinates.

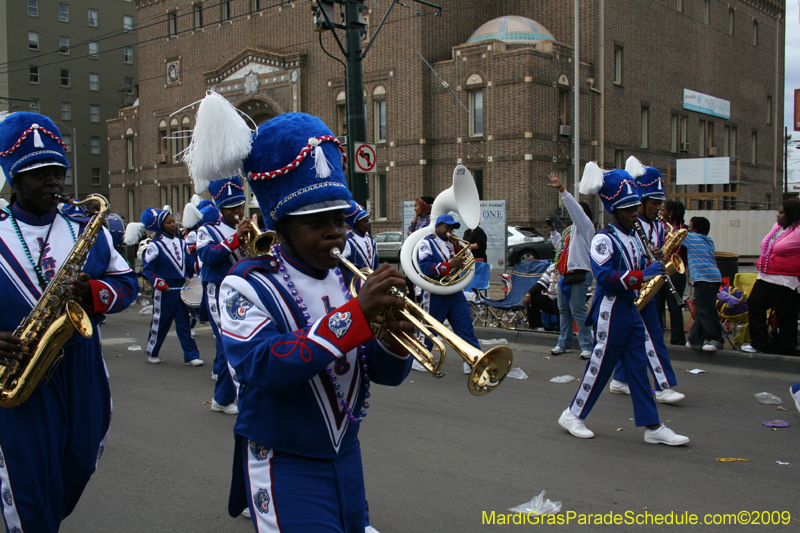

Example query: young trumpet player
[183,99,412,532]
[608,158,685,404]
[0,112,139,531]
[342,201,378,286]
[558,162,689,446]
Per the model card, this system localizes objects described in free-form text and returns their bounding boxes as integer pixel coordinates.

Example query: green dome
[467,16,555,45]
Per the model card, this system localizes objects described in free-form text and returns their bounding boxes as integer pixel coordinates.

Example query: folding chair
[465,262,492,326]
[482,260,549,329]
[717,285,749,349]
[721,272,759,348]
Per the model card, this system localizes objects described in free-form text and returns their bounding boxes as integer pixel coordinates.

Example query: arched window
[466,74,483,136]
[335,90,347,136]
[170,117,179,163]
[372,85,386,142]
[158,120,168,160]
[181,116,192,156]
[125,127,134,170]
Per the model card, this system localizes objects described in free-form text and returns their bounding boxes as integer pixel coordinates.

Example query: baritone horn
[400,165,481,295]
[235,214,280,257]
[331,248,513,396]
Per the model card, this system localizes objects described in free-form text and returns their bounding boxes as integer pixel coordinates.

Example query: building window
[676,0,682,12]
[59,36,70,54]
[613,46,623,85]
[29,99,40,113]
[767,96,772,125]
[61,102,71,120]
[59,3,69,21]
[90,104,100,123]
[373,100,386,141]
[125,77,134,88]
[91,168,101,186]
[28,32,39,50]
[468,89,483,136]
[88,8,98,27]
[62,134,72,152]
[126,129,135,169]
[170,117,180,163]
[160,187,168,207]
[615,149,624,169]
[29,66,39,84]
[751,131,757,164]
[375,174,387,219]
[89,73,99,91]
[558,89,568,126]
[181,116,192,156]
[159,120,168,158]
[723,126,730,157]
[472,168,484,199]
[168,11,177,36]
[123,15,133,31]
[124,47,133,63]
[28,0,38,16]
[128,190,135,222]
[183,185,191,208]
[222,0,231,20]
[91,136,100,155]
[640,107,649,149]
[65,168,73,186]
[729,126,737,157]
[194,3,203,29]
[252,0,262,11]
[89,42,98,59]
[671,114,688,152]
[728,8,735,35]
[703,0,710,24]
[752,20,758,46]
[335,91,347,136]
[61,69,70,87]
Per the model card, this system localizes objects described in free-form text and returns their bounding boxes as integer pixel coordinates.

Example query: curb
[473,327,800,374]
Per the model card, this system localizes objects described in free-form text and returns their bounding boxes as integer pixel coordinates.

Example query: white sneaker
[685,342,702,351]
[741,344,760,353]
[609,379,630,395]
[558,408,595,438]
[463,361,471,374]
[211,373,218,381]
[190,328,196,337]
[654,388,685,404]
[185,359,204,366]
[644,425,689,446]
[211,400,238,415]
[550,346,572,355]
[411,360,427,372]
[241,508,251,519]
[533,327,545,332]
[701,343,718,352]
[580,350,592,359]
[148,356,162,364]
[365,526,380,533]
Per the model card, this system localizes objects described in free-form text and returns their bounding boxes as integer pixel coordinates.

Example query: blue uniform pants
[0,340,111,532]
[144,285,201,363]
[421,291,481,350]
[207,284,237,406]
[569,295,660,427]
[613,298,677,391]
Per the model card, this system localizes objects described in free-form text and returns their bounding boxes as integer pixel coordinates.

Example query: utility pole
[312,0,441,207]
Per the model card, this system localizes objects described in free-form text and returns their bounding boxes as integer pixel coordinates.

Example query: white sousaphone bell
[400,165,481,295]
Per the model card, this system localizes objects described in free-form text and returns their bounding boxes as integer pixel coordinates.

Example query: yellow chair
[717,273,758,348]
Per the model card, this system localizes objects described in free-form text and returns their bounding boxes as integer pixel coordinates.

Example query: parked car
[506,226,555,266]
[374,231,403,263]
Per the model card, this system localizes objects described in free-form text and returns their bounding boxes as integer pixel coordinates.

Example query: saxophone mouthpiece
[54,194,72,204]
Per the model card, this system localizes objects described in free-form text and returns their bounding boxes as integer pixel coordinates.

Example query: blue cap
[0,112,70,187]
[436,214,461,229]
[579,162,640,215]
[141,208,170,233]
[200,204,220,225]
[208,175,246,209]
[344,201,369,228]
[243,113,351,230]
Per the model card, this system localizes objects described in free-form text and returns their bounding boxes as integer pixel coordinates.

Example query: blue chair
[465,261,492,325]
[482,260,549,329]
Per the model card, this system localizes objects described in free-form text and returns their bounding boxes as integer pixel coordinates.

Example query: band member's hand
[356,264,407,323]
[236,219,254,241]
[547,172,562,190]
[651,246,664,262]
[155,279,169,291]
[69,272,93,304]
[449,256,464,270]
[643,262,665,280]
[0,332,25,364]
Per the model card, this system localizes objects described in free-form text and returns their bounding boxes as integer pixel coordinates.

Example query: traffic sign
[354,142,377,174]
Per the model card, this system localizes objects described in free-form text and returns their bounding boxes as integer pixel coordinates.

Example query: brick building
[108,0,785,232]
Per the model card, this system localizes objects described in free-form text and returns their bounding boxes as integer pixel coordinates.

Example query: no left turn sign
[354,142,377,174]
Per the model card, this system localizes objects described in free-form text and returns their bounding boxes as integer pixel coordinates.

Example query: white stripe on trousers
[246,442,280,532]
[144,288,164,357]
[570,296,614,418]
[0,439,23,532]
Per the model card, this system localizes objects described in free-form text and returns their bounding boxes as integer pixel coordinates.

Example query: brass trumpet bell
[235,215,281,257]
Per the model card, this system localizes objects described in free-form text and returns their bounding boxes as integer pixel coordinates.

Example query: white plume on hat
[579,161,606,195]
[625,156,647,179]
[123,222,146,246]
[182,203,204,229]
[182,91,253,194]
[190,194,204,207]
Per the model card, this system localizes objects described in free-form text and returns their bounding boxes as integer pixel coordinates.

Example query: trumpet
[331,247,512,396]
[234,214,280,257]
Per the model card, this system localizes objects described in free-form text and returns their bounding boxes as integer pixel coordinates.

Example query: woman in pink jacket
[742,199,800,355]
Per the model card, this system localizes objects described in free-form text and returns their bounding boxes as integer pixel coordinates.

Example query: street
[60,304,799,532]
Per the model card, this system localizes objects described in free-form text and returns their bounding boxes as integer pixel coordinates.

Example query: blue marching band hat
[0,111,70,190]
[183,92,350,231]
[344,200,368,229]
[208,175,246,209]
[579,162,641,215]
[625,156,665,201]
[124,207,169,245]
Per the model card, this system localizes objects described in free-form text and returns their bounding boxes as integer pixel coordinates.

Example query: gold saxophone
[0,194,109,407]
[635,216,688,311]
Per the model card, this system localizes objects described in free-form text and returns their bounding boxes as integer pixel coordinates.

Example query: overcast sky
[785,1,800,182]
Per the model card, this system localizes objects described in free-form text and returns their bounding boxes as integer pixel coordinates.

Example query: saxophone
[0,194,108,407]
[635,216,688,311]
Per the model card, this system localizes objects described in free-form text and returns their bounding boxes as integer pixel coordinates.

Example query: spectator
[522,263,559,331]
[463,222,487,262]
[683,216,724,351]
[547,172,595,359]
[742,199,800,355]
[546,216,562,247]
[657,200,687,345]
[407,195,434,235]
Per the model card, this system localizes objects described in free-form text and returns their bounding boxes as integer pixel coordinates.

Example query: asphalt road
[58,304,799,532]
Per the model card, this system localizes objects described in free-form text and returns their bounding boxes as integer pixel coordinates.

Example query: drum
[181,276,204,308]
[105,213,126,249]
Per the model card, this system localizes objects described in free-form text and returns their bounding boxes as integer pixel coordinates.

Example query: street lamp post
[53,121,78,199]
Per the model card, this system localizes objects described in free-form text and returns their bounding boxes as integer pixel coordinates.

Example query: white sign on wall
[676,157,731,185]
[683,89,731,119]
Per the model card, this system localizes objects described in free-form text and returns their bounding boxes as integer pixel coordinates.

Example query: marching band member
[195,175,253,414]
[183,197,220,329]
[182,97,412,532]
[415,214,481,374]
[342,201,378,285]
[608,158,685,404]
[558,162,689,446]
[0,111,139,531]
[124,208,202,366]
